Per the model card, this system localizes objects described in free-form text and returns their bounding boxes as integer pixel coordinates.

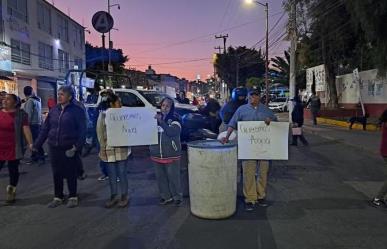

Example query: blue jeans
[107,160,128,197]
[100,161,108,177]
[154,160,182,201]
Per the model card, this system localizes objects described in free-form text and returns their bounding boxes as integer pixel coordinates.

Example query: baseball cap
[248,88,261,96]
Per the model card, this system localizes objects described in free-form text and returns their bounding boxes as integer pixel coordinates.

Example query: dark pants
[30,124,45,162]
[0,160,20,187]
[49,147,78,199]
[311,110,319,125]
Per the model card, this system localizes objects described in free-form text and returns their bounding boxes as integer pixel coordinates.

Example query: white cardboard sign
[105,107,158,147]
[237,121,289,160]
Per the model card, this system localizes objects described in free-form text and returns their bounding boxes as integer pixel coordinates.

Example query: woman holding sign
[97,92,131,208]
[150,97,183,206]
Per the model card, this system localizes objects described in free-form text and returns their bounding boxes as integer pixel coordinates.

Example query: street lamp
[245,0,269,105]
[108,0,120,72]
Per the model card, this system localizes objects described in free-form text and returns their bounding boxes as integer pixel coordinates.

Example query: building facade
[0,0,85,110]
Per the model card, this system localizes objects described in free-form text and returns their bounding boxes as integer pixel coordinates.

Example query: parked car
[268,97,289,112]
[85,88,216,142]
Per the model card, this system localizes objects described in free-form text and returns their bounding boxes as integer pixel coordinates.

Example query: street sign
[92,11,114,34]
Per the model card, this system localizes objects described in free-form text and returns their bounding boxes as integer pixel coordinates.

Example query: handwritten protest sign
[237,121,289,160]
[105,107,158,147]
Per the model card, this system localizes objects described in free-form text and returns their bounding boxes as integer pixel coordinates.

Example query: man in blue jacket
[221,88,277,211]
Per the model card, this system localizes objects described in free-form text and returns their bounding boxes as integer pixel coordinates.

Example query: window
[38,42,53,70]
[7,0,28,22]
[116,92,145,107]
[72,24,84,50]
[74,57,83,70]
[57,14,69,42]
[58,49,69,73]
[11,39,30,65]
[37,2,51,34]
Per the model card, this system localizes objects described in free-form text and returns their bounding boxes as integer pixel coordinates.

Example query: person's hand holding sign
[264,117,271,126]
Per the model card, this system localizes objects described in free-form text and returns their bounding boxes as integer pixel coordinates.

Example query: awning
[0,75,13,81]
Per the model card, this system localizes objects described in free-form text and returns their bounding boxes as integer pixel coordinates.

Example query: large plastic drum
[187,140,238,219]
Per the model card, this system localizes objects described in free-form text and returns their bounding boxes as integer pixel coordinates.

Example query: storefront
[37,76,57,112]
[0,75,17,94]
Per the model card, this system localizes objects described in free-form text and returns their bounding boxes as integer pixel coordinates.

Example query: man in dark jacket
[176,91,190,104]
[291,96,308,146]
[34,86,86,208]
[200,94,221,133]
[307,91,321,125]
[23,86,45,165]
[219,87,247,132]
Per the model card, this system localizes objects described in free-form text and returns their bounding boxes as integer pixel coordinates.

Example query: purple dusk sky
[54,0,289,80]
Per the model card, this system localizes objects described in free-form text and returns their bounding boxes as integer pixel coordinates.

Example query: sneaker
[98,175,109,181]
[48,198,63,208]
[369,198,386,208]
[66,197,79,208]
[174,199,183,207]
[244,202,255,211]
[118,195,129,208]
[105,196,119,208]
[257,199,269,207]
[159,198,173,205]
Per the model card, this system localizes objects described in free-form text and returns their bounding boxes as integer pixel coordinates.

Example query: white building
[0,0,85,110]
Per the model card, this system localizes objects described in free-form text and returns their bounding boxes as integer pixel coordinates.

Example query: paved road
[0,132,387,249]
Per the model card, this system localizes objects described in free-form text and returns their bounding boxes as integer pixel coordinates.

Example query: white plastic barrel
[187,140,238,219]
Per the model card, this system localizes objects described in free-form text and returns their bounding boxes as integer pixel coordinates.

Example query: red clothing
[381,123,387,157]
[151,156,181,164]
[47,98,56,110]
[0,111,28,161]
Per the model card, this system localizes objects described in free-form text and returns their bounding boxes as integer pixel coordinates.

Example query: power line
[132,11,284,55]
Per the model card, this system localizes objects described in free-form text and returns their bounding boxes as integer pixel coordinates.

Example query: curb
[303,126,379,155]
[316,117,379,132]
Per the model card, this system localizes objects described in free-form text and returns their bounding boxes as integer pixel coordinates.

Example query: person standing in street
[97,91,130,208]
[176,91,190,104]
[23,86,45,165]
[370,109,387,208]
[34,86,86,208]
[150,97,183,206]
[219,87,247,133]
[200,94,221,133]
[291,96,309,146]
[307,91,321,125]
[192,96,199,106]
[221,89,278,211]
[0,94,33,205]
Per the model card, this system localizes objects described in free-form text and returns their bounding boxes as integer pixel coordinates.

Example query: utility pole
[215,34,228,54]
[214,46,222,54]
[107,0,120,73]
[289,0,297,120]
[107,0,112,72]
[264,3,269,106]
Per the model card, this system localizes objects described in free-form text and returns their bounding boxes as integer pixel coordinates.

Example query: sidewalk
[303,119,381,155]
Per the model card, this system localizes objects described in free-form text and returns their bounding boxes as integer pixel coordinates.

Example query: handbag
[292,127,302,135]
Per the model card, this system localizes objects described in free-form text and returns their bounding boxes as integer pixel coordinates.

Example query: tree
[345,1,387,74]
[271,50,307,89]
[283,0,362,108]
[214,46,265,89]
[85,42,128,74]
[245,77,264,89]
